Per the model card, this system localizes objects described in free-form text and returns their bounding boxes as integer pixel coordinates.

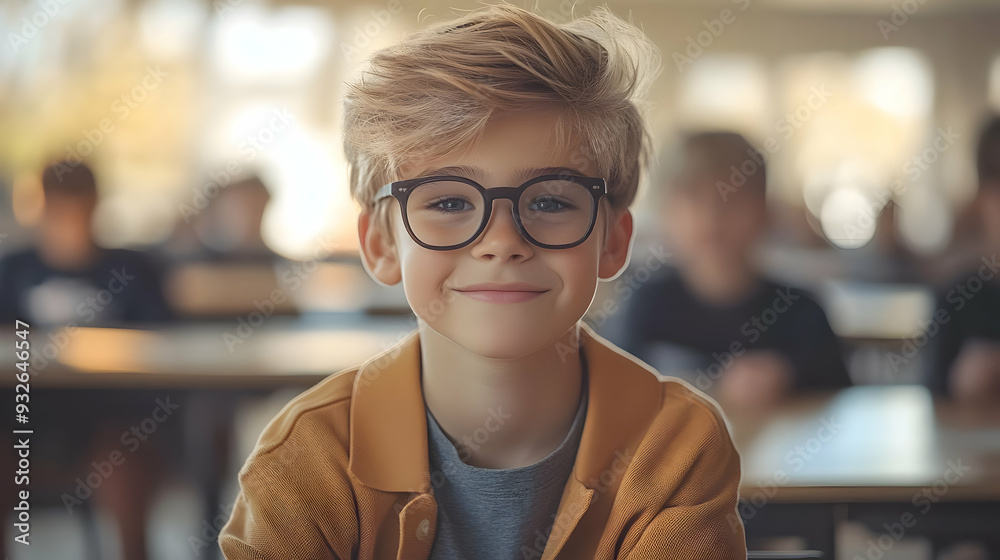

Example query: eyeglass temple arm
[375,182,393,200]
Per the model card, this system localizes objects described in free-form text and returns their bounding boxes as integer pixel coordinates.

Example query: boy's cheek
[399,253,455,300]
[549,253,600,298]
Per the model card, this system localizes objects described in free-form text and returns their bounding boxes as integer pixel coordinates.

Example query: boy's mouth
[453,282,550,304]
[455,282,548,292]
[456,290,548,303]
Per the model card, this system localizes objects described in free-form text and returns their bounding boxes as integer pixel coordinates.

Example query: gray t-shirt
[424,362,589,560]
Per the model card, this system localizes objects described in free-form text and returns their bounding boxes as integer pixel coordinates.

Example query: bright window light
[853,48,933,120]
[209,6,333,85]
[677,54,770,135]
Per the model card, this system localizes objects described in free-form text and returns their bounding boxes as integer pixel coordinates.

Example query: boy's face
[359,108,633,359]
[41,193,96,247]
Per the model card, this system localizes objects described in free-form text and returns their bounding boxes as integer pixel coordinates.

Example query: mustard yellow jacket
[219,321,746,559]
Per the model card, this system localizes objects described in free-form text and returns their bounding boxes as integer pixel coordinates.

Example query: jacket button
[416,519,430,541]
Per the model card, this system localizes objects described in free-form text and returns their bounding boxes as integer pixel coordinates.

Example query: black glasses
[375,174,607,251]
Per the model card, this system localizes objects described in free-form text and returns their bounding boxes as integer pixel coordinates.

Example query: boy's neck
[39,236,98,272]
[419,322,585,470]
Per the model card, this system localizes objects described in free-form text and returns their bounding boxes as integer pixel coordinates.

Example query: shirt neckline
[424,354,589,475]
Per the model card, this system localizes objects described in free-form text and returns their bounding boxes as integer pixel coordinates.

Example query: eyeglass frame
[374,173,608,251]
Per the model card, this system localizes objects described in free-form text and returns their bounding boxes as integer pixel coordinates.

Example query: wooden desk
[0,315,417,388]
[0,315,417,560]
[729,385,1000,556]
[729,385,1000,503]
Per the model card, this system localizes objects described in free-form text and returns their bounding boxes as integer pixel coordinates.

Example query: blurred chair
[165,261,297,318]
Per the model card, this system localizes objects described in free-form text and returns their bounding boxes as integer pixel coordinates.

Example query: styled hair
[671,130,766,200]
[976,114,1000,188]
[342,3,660,242]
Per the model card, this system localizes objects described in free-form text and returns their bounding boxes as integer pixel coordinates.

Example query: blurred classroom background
[1,0,999,558]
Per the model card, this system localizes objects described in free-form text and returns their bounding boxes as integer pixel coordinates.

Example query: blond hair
[342,2,660,242]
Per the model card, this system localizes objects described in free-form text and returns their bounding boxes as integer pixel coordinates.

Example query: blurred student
[167,173,278,263]
[0,160,175,560]
[616,131,852,412]
[0,161,172,325]
[163,173,300,322]
[929,115,1000,403]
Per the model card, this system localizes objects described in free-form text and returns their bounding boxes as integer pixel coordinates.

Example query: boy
[0,161,173,325]
[220,5,745,559]
[611,132,851,412]
[929,114,1000,402]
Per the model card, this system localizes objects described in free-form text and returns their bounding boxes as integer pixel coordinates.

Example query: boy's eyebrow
[414,165,589,184]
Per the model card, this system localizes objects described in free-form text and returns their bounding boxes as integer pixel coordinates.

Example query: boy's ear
[358,209,402,287]
[598,207,634,281]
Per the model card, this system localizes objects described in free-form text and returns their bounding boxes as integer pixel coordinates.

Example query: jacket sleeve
[620,400,746,559]
[219,439,356,560]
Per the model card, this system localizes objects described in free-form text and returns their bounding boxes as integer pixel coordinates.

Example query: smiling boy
[220,5,745,559]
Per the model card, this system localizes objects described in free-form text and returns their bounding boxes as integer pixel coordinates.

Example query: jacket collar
[348,321,663,494]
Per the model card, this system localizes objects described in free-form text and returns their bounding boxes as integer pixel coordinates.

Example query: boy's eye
[425,196,475,213]
[528,196,575,213]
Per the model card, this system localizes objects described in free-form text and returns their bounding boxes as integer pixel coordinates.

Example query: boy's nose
[469,199,533,261]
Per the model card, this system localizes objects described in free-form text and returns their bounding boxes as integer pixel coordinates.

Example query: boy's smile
[451,281,551,304]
